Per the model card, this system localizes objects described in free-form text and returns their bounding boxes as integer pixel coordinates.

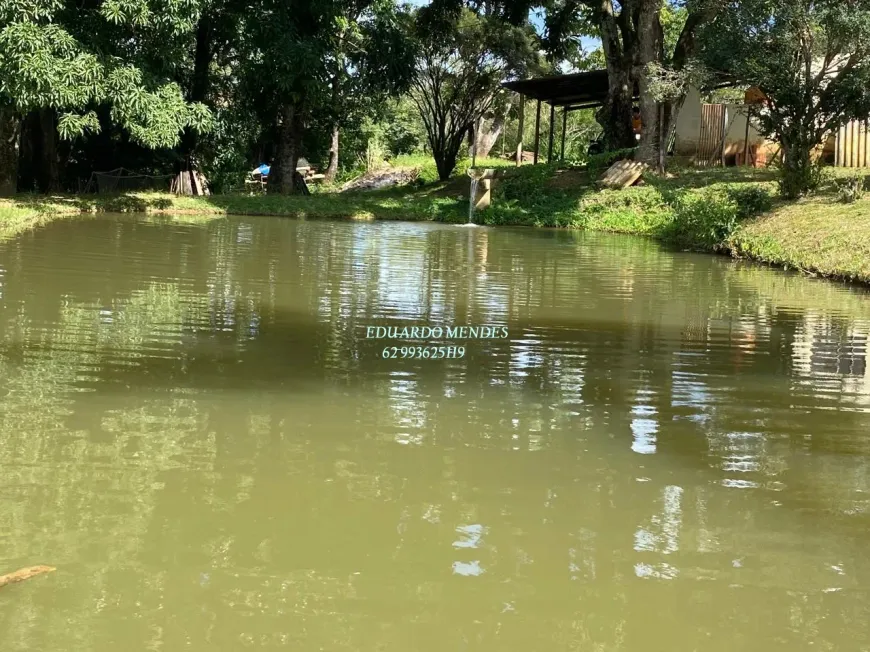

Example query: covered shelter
[501,70,639,165]
[502,69,792,168]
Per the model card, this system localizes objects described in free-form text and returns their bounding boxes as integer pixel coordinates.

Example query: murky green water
[1,215,870,651]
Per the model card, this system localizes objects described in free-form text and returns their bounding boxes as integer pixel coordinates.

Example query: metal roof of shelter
[502,69,639,109]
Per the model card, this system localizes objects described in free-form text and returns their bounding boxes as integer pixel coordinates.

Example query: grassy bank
[2,162,870,285]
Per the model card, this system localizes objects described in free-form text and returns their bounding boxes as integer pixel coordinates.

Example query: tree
[411,7,539,181]
[173,0,248,175]
[0,0,212,195]
[241,0,414,194]
[542,1,722,161]
[322,1,417,183]
[701,0,870,197]
[635,1,723,171]
[543,0,640,151]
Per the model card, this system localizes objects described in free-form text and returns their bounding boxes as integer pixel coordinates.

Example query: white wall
[673,86,702,155]
[672,87,771,158]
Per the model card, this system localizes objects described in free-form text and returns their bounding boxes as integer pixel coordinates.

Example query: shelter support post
[516,94,525,166]
[742,107,751,166]
[533,100,541,165]
[561,107,568,161]
[547,103,556,162]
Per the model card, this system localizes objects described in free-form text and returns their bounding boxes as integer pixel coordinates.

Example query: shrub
[665,189,741,249]
[724,184,775,217]
[773,158,830,197]
[834,173,869,203]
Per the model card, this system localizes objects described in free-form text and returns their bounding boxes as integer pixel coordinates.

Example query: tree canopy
[3,0,870,198]
[700,0,870,196]
[411,6,543,180]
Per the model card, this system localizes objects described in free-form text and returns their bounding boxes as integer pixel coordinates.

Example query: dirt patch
[340,168,418,192]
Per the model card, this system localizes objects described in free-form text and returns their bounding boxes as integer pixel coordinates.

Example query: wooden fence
[696,104,727,166]
[835,120,870,167]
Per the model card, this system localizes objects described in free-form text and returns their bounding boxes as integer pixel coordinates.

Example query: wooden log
[0,565,55,589]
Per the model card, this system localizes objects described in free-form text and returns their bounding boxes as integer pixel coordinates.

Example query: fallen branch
[0,565,56,589]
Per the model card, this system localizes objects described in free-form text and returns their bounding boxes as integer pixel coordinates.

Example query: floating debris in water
[0,565,56,589]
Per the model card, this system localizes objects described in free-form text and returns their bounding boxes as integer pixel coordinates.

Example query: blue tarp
[256,164,270,176]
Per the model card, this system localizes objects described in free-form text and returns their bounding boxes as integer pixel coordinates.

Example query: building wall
[672,86,777,160]
[673,86,702,156]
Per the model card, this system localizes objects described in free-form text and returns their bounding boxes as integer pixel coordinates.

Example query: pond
[1,215,870,651]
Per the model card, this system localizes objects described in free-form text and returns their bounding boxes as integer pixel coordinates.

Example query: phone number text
[381,346,466,359]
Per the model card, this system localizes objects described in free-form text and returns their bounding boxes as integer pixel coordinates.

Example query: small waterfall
[468,177,479,224]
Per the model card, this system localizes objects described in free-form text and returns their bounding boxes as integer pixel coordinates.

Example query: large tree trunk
[434,148,459,181]
[324,67,341,183]
[779,131,814,199]
[0,108,19,196]
[636,0,664,170]
[38,108,60,193]
[270,102,305,194]
[17,112,38,192]
[434,130,462,181]
[474,109,509,160]
[596,71,636,151]
[180,12,213,172]
[594,0,638,151]
[325,124,339,183]
[652,2,725,171]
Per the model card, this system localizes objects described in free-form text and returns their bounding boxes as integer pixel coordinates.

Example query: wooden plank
[599,160,647,189]
[190,170,201,196]
[837,125,844,166]
[861,121,866,168]
[696,104,726,167]
[846,121,853,167]
[866,120,870,167]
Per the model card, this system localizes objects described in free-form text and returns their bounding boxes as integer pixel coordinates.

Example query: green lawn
[2,162,870,285]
